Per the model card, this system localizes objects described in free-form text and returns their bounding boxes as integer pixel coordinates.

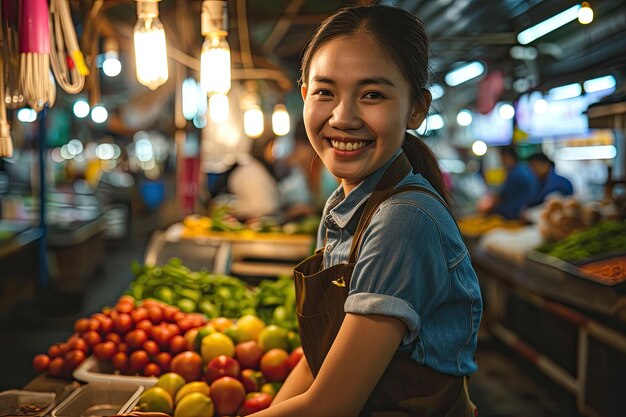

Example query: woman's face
[302,33,424,194]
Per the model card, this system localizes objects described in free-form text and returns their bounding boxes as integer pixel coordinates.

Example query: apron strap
[348,153,412,263]
[348,154,455,264]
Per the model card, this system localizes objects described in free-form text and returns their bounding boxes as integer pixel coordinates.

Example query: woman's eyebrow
[310,75,396,87]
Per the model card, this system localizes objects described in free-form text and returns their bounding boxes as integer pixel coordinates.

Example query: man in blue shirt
[526,152,574,207]
[490,146,537,219]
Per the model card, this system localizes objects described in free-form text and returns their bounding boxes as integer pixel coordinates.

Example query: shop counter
[468,240,626,417]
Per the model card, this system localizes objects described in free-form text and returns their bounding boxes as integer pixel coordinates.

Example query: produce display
[32,296,209,379]
[579,256,626,285]
[538,197,604,242]
[130,310,301,416]
[128,259,257,319]
[181,210,319,237]
[127,259,299,331]
[457,214,524,238]
[535,220,626,262]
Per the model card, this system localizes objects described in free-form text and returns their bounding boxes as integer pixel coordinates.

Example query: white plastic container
[73,356,158,387]
[0,389,56,417]
[50,382,143,417]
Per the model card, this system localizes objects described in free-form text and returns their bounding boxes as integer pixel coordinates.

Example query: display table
[468,240,626,417]
[144,223,314,282]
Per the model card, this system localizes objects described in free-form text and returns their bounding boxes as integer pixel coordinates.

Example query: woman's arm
[249,312,405,417]
[270,353,314,405]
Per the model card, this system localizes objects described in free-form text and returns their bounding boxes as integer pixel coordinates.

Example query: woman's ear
[407,89,432,129]
[301,84,308,101]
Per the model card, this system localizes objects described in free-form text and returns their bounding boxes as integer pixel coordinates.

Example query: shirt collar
[327,148,403,229]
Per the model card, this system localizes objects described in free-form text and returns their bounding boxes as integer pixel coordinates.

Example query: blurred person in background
[526,152,574,207]
[482,145,536,219]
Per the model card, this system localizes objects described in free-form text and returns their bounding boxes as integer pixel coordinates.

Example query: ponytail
[402,133,450,205]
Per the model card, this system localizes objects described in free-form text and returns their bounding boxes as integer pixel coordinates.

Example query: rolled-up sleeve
[344,201,449,346]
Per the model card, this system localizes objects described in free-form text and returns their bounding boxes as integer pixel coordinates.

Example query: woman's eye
[314,89,333,97]
[363,91,384,100]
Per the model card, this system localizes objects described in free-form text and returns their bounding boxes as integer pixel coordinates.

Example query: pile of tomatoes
[32,295,207,379]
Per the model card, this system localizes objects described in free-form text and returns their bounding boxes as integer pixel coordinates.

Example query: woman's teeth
[330,140,369,151]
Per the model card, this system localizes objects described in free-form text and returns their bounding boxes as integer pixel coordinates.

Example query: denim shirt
[317,150,482,376]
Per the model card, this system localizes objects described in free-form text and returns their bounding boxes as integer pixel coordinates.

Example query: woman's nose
[328,100,361,130]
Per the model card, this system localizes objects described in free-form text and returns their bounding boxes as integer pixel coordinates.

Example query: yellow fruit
[175,381,211,404]
[261,382,283,398]
[138,387,173,414]
[257,325,289,352]
[156,372,186,398]
[174,392,214,417]
[201,332,235,362]
[235,315,265,343]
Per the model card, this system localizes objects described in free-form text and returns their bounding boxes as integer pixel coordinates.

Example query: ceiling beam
[262,0,307,55]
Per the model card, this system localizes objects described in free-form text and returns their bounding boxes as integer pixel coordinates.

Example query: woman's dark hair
[299,4,449,203]
[499,145,519,162]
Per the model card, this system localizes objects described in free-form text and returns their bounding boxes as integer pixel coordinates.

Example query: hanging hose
[49,0,89,94]
[0,4,13,157]
[19,0,56,112]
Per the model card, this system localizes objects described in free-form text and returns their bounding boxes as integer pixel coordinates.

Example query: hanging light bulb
[244,105,264,138]
[272,104,290,136]
[209,94,229,123]
[200,1,231,95]
[134,0,169,90]
[578,2,593,24]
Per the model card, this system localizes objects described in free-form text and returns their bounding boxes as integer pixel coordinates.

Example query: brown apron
[294,153,477,417]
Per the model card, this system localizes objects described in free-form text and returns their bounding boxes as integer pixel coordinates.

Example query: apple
[287,346,304,371]
[205,355,241,383]
[260,348,289,382]
[210,376,246,416]
[235,340,264,370]
[170,351,203,382]
[239,369,261,393]
[238,392,273,416]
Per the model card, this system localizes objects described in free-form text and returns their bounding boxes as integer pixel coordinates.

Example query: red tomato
[176,318,194,332]
[135,319,153,333]
[58,343,70,356]
[125,329,148,350]
[168,335,187,355]
[143,362,162,377]
[166,323,181,337]
[47,344,61,359]
[93,342,117,360]
[74,318,90,333]
[112,352,129,372]
[162,306,179,323]
[173,311,186,322]
[86,318,101,332]
[68,338,88,353]
[147,306,164,324]
[102,307,113,317]
[130,307,148,324]
[154,352,171,372]
[151,325,173,350]
[63,349,86,372]
[32,354,50,373]
[141,299,159,308]
[129,350,150,373]
[118,295,136,305]
[116,302,133,314]
[113,313,133,334]
[47,357,65,378]
[98,317,114,334]
[143,340,160,357]
[82,331,102,348]
[105,333,122,345]
[117,342,128,353]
